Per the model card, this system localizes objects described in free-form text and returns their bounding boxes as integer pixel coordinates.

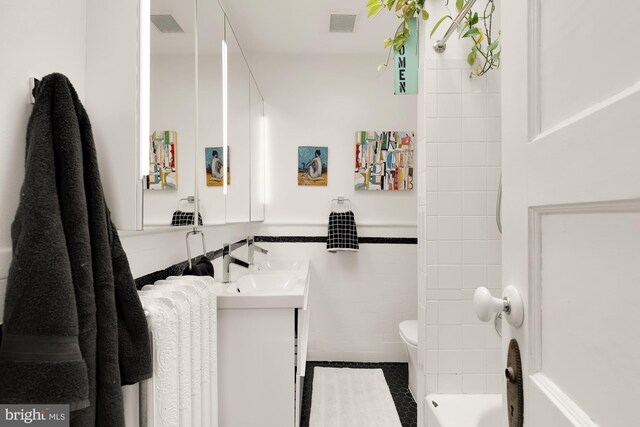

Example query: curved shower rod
[433,0,478,53]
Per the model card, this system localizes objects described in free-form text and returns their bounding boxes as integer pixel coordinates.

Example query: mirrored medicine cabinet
[87,0,265,231]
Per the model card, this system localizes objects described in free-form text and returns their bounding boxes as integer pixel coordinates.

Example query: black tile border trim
[254,236,417,244]
[133,235,416,289]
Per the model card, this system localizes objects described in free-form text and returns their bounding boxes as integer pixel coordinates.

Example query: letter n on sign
[394,17,418,95]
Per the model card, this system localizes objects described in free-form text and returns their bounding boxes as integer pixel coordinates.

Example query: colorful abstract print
[355,131,414,191]
[148,130,177,190]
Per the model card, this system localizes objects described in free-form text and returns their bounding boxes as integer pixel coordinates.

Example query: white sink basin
[226,274,301,295]
[218,259,310,309]
[250,259,304,273]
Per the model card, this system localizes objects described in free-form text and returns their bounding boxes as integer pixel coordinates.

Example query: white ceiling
[219,0,403,54]
[150,0,401,56]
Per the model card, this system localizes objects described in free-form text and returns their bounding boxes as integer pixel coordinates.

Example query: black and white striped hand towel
[327,211,359,252]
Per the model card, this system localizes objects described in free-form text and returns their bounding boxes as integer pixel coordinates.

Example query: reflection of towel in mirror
[327,211,360,252]
[0,73,152,426]
[171,210,204,227]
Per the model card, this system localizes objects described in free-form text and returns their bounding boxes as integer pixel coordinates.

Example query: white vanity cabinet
[217,261,310,427]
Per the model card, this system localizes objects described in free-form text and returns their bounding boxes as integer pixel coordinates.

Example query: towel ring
[177,196,196,213]
[331,196,351,211]
[185,229,207,270]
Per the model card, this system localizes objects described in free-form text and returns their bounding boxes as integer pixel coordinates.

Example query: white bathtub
[426,394,502,427]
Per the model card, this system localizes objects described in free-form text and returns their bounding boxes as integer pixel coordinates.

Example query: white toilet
[398,319,418,400]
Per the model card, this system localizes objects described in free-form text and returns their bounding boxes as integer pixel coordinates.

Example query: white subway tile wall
[417,57,502,398]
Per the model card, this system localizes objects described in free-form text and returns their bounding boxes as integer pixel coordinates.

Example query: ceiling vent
[151,14,184,33]
[329,13,357,33]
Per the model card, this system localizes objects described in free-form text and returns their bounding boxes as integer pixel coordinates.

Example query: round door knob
[473,287,506,322]
[473,285,524,328]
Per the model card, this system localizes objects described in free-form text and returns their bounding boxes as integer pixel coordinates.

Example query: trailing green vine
[367,0,500,77]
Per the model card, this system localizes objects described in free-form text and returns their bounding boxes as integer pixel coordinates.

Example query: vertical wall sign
[394,17,418,95]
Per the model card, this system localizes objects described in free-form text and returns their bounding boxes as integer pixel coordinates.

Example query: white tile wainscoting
[251,224,418,363]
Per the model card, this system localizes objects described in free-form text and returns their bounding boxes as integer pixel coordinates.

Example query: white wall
[416,2,503,424]
[0,0,87,319]
[251,53,418,362]
[252,53,417,226]
[257,239,416,362]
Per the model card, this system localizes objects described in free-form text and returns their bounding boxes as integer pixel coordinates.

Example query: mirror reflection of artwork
[355,131,414,191]
[298,146,328,186]
[205,147,230,187]
[147,130,177,190]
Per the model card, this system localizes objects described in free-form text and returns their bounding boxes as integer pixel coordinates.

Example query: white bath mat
[309,367,402,427]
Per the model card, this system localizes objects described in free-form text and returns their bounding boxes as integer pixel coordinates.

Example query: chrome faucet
[247,236,268,264]
[222,243,249,283]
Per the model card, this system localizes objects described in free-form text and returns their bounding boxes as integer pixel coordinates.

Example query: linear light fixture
[139,0,150,178]
[222,38,228,195]
[192,0,200,226]
[261,114,267,207]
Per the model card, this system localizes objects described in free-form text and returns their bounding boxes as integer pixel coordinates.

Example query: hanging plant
[367,0,500,77]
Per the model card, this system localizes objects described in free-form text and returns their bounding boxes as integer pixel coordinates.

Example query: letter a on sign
[394,17,418,95]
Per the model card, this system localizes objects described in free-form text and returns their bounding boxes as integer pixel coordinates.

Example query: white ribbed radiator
[123,276,219,427]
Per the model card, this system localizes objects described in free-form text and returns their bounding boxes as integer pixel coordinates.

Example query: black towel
[0,73,152,426]
[182,256,215,277]
[170,210,203,226]
[326,211,360,252]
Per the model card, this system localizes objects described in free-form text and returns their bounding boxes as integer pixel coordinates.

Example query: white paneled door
[502,1,640,426]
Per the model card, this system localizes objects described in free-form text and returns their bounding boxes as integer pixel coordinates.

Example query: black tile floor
[301,361,417,427]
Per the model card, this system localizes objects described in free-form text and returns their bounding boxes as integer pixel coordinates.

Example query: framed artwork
[298,146,328,186]
[147,130,177,190]
[355,131,414,191]
[205,147,230,187]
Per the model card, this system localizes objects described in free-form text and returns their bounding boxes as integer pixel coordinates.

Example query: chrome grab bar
[433,0,478,53]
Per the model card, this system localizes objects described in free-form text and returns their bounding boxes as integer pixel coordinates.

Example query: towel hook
[29,77,41,104]
[185,229,207,270]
